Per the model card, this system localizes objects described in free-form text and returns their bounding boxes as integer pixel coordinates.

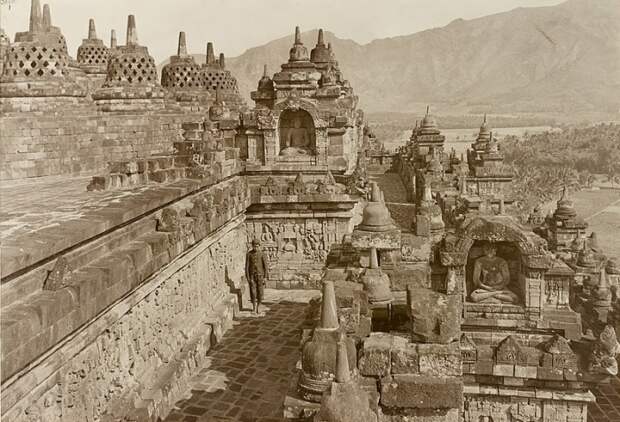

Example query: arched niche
[278,108,316,156]
[465,240,522,304]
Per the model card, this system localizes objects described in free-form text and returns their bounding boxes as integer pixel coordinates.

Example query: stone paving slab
[0,174,213,278]
[163,289,318,422]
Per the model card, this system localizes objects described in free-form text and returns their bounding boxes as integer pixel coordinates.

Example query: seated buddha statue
[280,117,312,156]
[470,242,519,304]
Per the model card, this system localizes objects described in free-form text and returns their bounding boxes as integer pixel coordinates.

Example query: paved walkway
[163,290,318,422]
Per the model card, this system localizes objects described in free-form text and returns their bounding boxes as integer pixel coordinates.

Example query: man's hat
[251,239,259,246]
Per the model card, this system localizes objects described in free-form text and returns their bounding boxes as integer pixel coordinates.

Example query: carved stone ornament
[43,257,73,291]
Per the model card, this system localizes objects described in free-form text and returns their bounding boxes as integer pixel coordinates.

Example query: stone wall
[0,110,200,180]
[1,218,247,422]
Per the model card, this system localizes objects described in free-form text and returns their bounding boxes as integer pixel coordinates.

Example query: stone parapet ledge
[1,214,245,421]
[0,174,249,383]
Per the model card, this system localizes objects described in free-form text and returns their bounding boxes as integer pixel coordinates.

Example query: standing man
[246,239,269,314]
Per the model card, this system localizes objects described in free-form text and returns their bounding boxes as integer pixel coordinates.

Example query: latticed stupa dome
[199,42,240,93]
[76,19,108,74]
[92,14,164,110]
[2,2,71,82]
[1,0,84,99]
[161,32,203,90]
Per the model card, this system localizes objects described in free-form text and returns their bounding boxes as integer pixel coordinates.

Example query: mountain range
[162,0,620,114]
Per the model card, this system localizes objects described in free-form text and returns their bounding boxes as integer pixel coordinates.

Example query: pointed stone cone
[589,232,599,250]
[29,0,43,32]
[317,28,325,45]
[369,247,379,270]
[423,185,433,202]
[370,182,381,202]
[599,268,609,290]
[110,29,117,48]
[335,340,351,383]
[426,105,430,116]
[206,42,215,65]
[219,52,225,69]
[324,170,336,185]
[294,26,301,44]
[483,113,487,124]
[42,4,51,30]
[88,19,97,40]
[126,15,138,46]
[320,280,339,330]
[177,31,187,56]
[263,64,268,77]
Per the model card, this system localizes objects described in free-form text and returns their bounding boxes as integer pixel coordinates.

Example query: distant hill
[161,0,620,114]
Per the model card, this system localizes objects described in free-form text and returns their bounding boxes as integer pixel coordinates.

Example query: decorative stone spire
[206,42,215,65]
[42,4,51,30]
[554,186,577,221]
[335,340,351,383]
[419,105,440,135]
[311,28,331,64]
[29,0,42,32]
[320,280,339,329]
[257,64,273,91]
[126,15,138,46]
[289,25,309,62]
[177,31,187,56]
[110,29,117,48]
[295,25,301,44]
[219,52,225,69]
[88,18,97,40]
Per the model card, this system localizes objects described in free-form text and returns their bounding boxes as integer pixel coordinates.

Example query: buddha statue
[470,242,519,304]
[280,117,312,156]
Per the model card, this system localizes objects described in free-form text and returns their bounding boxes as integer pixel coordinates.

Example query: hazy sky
[1,0,564,63]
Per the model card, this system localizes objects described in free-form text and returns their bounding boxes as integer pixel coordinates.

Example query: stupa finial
[320,280,339,329]
[110,29,117,48]
[126,15,138,46]
[219,52,225,69]
[177,31,187,56]
[42,4,51,30]
[206,42,215,65]
[29,0,42,32]
[294,26,302,44]
[318,28,325,45]
[263,64,268,77]
[335,340,351,383]
[88,19,97,40]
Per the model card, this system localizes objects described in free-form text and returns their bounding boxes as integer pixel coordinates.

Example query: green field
[572,189,620,258]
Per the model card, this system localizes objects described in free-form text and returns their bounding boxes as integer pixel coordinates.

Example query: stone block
[417,343,461,377]
[380,375,463,409]
[359,333,394,377]
[391,343,419,374]
[407,287,460,344]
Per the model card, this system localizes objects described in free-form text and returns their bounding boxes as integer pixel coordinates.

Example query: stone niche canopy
[278,108,316,156]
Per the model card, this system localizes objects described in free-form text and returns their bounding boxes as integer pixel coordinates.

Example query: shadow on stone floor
[162,301,313,422]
